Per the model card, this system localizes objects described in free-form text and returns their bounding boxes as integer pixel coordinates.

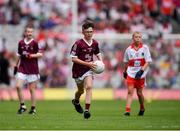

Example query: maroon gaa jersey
[17,39,40,74]
[70,39,100,78]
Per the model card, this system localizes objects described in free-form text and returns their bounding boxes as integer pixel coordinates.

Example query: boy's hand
[88,62,97,70]
[135,70,144,79]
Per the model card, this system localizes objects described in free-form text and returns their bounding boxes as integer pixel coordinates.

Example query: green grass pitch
[0,100,180,130]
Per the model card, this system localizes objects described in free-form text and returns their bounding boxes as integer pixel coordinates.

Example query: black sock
[31,106,35,110]
[20,103,25,107]
[85,103,90,111]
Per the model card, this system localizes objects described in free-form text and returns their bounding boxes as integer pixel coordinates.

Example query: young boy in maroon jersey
[70,21,103,119]
[14,26,43,114]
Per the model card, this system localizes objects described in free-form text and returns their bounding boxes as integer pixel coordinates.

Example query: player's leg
[136,78,145,116]
[136,87,145,116]
[83,75,93,119]
[75,82,84,101]
[28,81,37,114]
[124,85,134,116]
[16,78,26,114]
[27,74,40,114]
[124,76,135,116]
[72,82,84,114]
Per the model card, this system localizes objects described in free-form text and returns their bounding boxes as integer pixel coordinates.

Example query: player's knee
[29,87,34,92]
[86,85,92,91]
[137,91,142,96]
[127,90,133,95]
[16,86,20,90]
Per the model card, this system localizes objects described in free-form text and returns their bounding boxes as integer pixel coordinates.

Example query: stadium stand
[0,0,179,90]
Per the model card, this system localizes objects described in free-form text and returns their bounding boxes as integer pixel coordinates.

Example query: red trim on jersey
[128,58,146,67]
[131,43,143,51]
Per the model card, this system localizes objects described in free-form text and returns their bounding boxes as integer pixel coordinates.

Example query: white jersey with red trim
[123,43,152,78]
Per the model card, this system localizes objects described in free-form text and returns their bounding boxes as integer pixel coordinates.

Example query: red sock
[85,103,90,111]
[140,104,145,111]
[126,107,130,113]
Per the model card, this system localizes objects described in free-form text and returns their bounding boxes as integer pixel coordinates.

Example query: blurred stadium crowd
[0,0,180,89]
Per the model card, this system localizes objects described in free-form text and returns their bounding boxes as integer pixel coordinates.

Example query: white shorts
[74,70,93,84]
[16,72,40,83]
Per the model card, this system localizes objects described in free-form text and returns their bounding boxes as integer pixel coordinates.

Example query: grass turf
[0,100,180,130]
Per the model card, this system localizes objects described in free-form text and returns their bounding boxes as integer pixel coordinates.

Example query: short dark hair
[25,25,34,30]
[82,21,94,30]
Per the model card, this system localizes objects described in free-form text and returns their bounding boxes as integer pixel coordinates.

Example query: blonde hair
[132,31,141,38]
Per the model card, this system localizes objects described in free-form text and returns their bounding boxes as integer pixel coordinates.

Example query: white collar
[24,38,33,45]
[83,38,93,46]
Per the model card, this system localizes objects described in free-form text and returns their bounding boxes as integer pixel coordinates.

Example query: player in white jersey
[123,31,152,116]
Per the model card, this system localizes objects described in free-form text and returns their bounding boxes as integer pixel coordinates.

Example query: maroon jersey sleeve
[70,41,80,57]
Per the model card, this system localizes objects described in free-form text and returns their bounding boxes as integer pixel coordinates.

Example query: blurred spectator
[0,51,14,100]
